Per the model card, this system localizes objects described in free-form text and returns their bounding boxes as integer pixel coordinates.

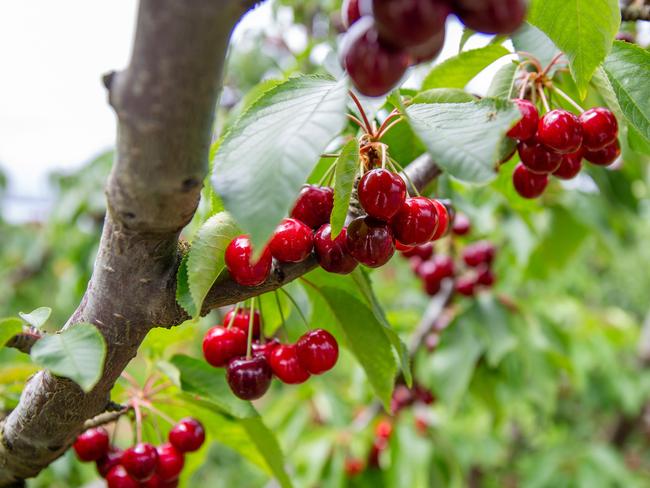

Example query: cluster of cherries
[72,418,205,488]
[340,0,527,96]
[506,100,621,198]
[202,306,339,400]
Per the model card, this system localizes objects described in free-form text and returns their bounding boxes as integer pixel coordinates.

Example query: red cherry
[517,138,562,174]
[226,356,273,400]
[430,199,450,241]
[344,458,365,477]
[224,236,272,287]
[391,197,438,246]
[406,29,445,64]
[375,419,393,439]
[579,107,618,150]
[537,109,583,154]
[553,150,583,180]
[202,326,247,368]
[156,443,184,481]
[346,216,395,267]
[296,329,339,375]
[423,276,441,296]
[507,99,539,141]
[476,265,496,287]
[358,169,407,221]
[96,448,123,478]
[371,0,450,49]
[169,418,205,453]
[391,384,415,413]
[455,276,476,296]
[453,0,527,34]
[583,139,621,166]
[73,427,110,462]
[313,224,358,274]
[396,241,415,253]
[400,242,433,260]
[122,442,159,482]
[269,218,314,263]
[252,338,280,360]
[290,185,334,229]
[462,241,496,267]
[106,465,140,488]
[452,213,471,236]
[409,256,424,274]
[268,344,311,384]
[223,308,261,339]
[432,254,455,279]
[512,163,549,199]
[142,475,180,488]
[342,0,362,28]
[341,17,409,97]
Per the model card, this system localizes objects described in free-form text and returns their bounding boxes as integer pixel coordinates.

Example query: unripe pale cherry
[512,163,549,199]
[224,236,272,287]
[269,218,313,263]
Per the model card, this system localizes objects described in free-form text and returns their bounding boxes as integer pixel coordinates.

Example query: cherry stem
[142,373,158,397]
[541,52,565,77]
[376,110,400,138]
[246,297,256,360]
[389,158,421,197]
[537,84,551,113]
[147,381,173,398]
[279,287,310,330]
[120,371,140,390]
[348,90,374,136]
[226,303,239,329]
[347,114,366,130]
[516,51,543,73]
[376,117,403,140]
[317,160,338,187]
[131,398,144,445]
[550,85,585,113]
[518,72,532,100]
[139,399,176,425]
[320,153,341,158]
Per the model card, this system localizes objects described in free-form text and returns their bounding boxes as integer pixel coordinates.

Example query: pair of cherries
[341,0,527,97]
[73,418,205,488]
[507,99,620,198]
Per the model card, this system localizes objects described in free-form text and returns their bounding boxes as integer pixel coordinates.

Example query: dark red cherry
[224,308,261,339]
[141,475,163,488]
[358,169,407,221]
[106,465,140,488]
[476,265,496,287]
[156,443,184,481]
[391,197,438,246]
[345,457,364,477]
[342,0,362,28]
[517,138,562,174]
[313,224,358,274]
[227,356,273,400]
[463,241,495,267]
[96,448,123,478]
[553,150,583,180]
[537,109,583,154]
[453,0,527,35]
[169,418,205,453]
[430,199,450,241]
[202,326,247,368]
[433,254,455,279]
[507,98,539,141]
[455,276,476,296]
[73,427,110,462]
[268,344,311,384]
[346,216,395,267]
[579,107,618,150]
[122,442,159,482]
[252,338,280,360]
[269,218,314,263]
[407,29,446,64]
[400,242,433,260]
[583,139,621,166]
[512,163,549,199]
[423,275,441,296]
[296,329,339,374]
[396,241,416,253]
[371,0,450,48]
[290,185,334,229]
[342,17,410,97]
[452,213,471,235]
[224,236,272,287]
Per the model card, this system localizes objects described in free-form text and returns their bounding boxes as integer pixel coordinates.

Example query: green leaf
[411,88,475,104]
[19,307,51,329]
[487,62,518,99]
[528,0,620,97]
[330,139,359,238]
[175,252,197,318]
[406,98,520,183]
[421,45,509,91]
[30,323,106,392]
[187,212,240,316]
[212,75,348,250]
[0,318,23,347]
[240,418,293,488]
[603,41,650,143]
[511,23,561,70]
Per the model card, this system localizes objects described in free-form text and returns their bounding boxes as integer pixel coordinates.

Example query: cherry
[223,308,261,338]
[156,443,184,481]
[226,356,273,400]
[202,326,247,368]
[375,419,393,439]
[414,384,435,404]
[345,457,364,477]
[453,0,527,34]
[430,199,450,241]
[73,427,110,462]
[342,0,362,28]
[225,236,272,287]
[97,448,123,478]
[391,384,415,413]
[358,169,407,221]
[512,163,549,199]
[400,242,433,260]
[313,224,358,274]
[122,442,159,482]
[452,213,471,236]
[476,265,496,287]
[269,218,314,263]
[424,276,441,296]
[432,254,455,279]
[142,475,180,488]
[462,241,495,267]
[507,99,538,141]
[407,29,445,64]
[290,185,334,229]
[106,465,140,488]
[268,344,311,384]
[252,338,280,360]
[537,109,583,154]
[409,256,424,274]
[455,276,476,296]
[391,197,438,246]
[296,329,339,374]
[553,150,583,180]
[517,138,562,174]
[583,139,621,166]
[371,0,450,49]
[169,418,205,453]
[342,17,410,97]
[346,216,395,267]
[579,107,618,150]
[396,241,415,253]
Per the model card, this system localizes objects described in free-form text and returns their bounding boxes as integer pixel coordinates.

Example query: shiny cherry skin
[224,308,261,339]
[512,163,549,199]
[517,138,562,174]
[252,338,281,360]
[391,197,438,246]
[73,427,110,462]
[268,344,311,384]
[290,185,334,229]
[371,0,450,49]
[537,109,583,154]
[579,107,618,150]
[313,224,358,274]
[224,236,272,287]
[155,443,184,481]
[455,276,476,296]
[296,329,339,375]
[583,139,621,166]
[430,199,450,240]
[452,213,471,236]
[342,17,409,97]
[463,241,496,267]
[407,29,445,64]
[122,442,159,482]
[553,150,583,180]
[346,216,395,267]
[106,465,140,488]
[269,218,314,263]
[396,241,415,253]
[227,355,273,400]
[96,448,123,478]
[202,326,247,368]
[507,99,539,141]
[423,275,441,296]
[169,418,205,453]
[358,169,406,221]
[142,475,180,488]
[401,242,433,260]
[476,265,496,287]
[453,0,527,34]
